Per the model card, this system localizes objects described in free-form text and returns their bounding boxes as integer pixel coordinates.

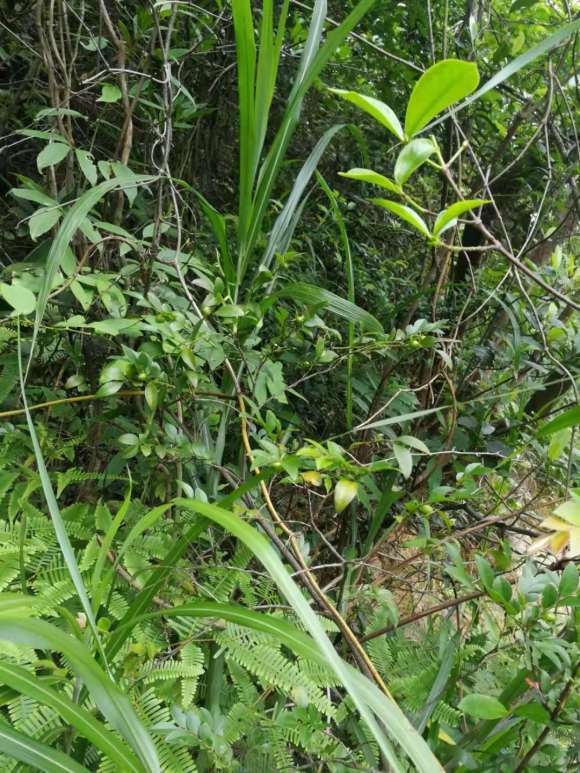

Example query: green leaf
[553,500,580,528]
[433,199,489,236]
[11,187,57,206]
[559,562,579,597]
[0,616,160,771]
[394,139,435,184]
[330,88,404,141]
[541,583,558,608]
[459,694,508,720]
[371,199,431,237]
[513,702,550,723]
[0,720,89,772]
[262,124,343,272]
[354,405,447,433]
[29,206,61,240]
[97,83,122,103]
[340,168,402,195]
[0,283,36,315]
[0,662,143,772]
[37,142,71,172]
[405,60,480,137]
[393,442,413,478]
[334,479,358,513]
[75,149,98,185]
[174,499,442,772]
[275,282,383,333]
[475,556,495,592]
[538,406,580,438]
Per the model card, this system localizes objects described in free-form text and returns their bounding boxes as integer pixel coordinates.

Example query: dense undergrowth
[0,1,578,770]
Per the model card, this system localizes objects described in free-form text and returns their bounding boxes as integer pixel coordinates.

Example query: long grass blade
[0,662,143,772]
[261,125,343,273]
[175,498,443,771]
[240,0,376,281]
[0,721,89,773]
[274,281,383,332]
[0,616,160,773]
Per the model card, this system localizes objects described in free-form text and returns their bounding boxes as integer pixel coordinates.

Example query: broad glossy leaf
[433,199,489,236]
[11,188,56,206]
[404,60,480,137]
[339,168,401,195]
[75,148,98,185]
[97,83,122,103]
[371,199,431,237]
[394,139,435,184]
[330,88,404,141]
[393,442,413,479]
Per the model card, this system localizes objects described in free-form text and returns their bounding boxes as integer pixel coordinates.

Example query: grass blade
[261,125,343,273]
[17,335,105,665]
[0,616,160,773]
[274,281,383,333]
[0,662,143,772]
[0,721,89,773]
[175,498,443,771]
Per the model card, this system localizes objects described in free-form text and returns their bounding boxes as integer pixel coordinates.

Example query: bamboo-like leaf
[0,662,143,772]
[371,199,431,237]
[0,720,89,772]
[174,499,443,772]
[433,199,489,236]
[339,168,402,195]
[354,405,447,432]
[330,88,404,141]
[0,616,160,772]
[275,281,383,333]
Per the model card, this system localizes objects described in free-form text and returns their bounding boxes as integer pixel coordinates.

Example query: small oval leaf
[433,199,489,236]
[334,479,358,513]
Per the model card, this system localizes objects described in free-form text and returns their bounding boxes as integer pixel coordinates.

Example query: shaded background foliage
[0,0,578,771]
